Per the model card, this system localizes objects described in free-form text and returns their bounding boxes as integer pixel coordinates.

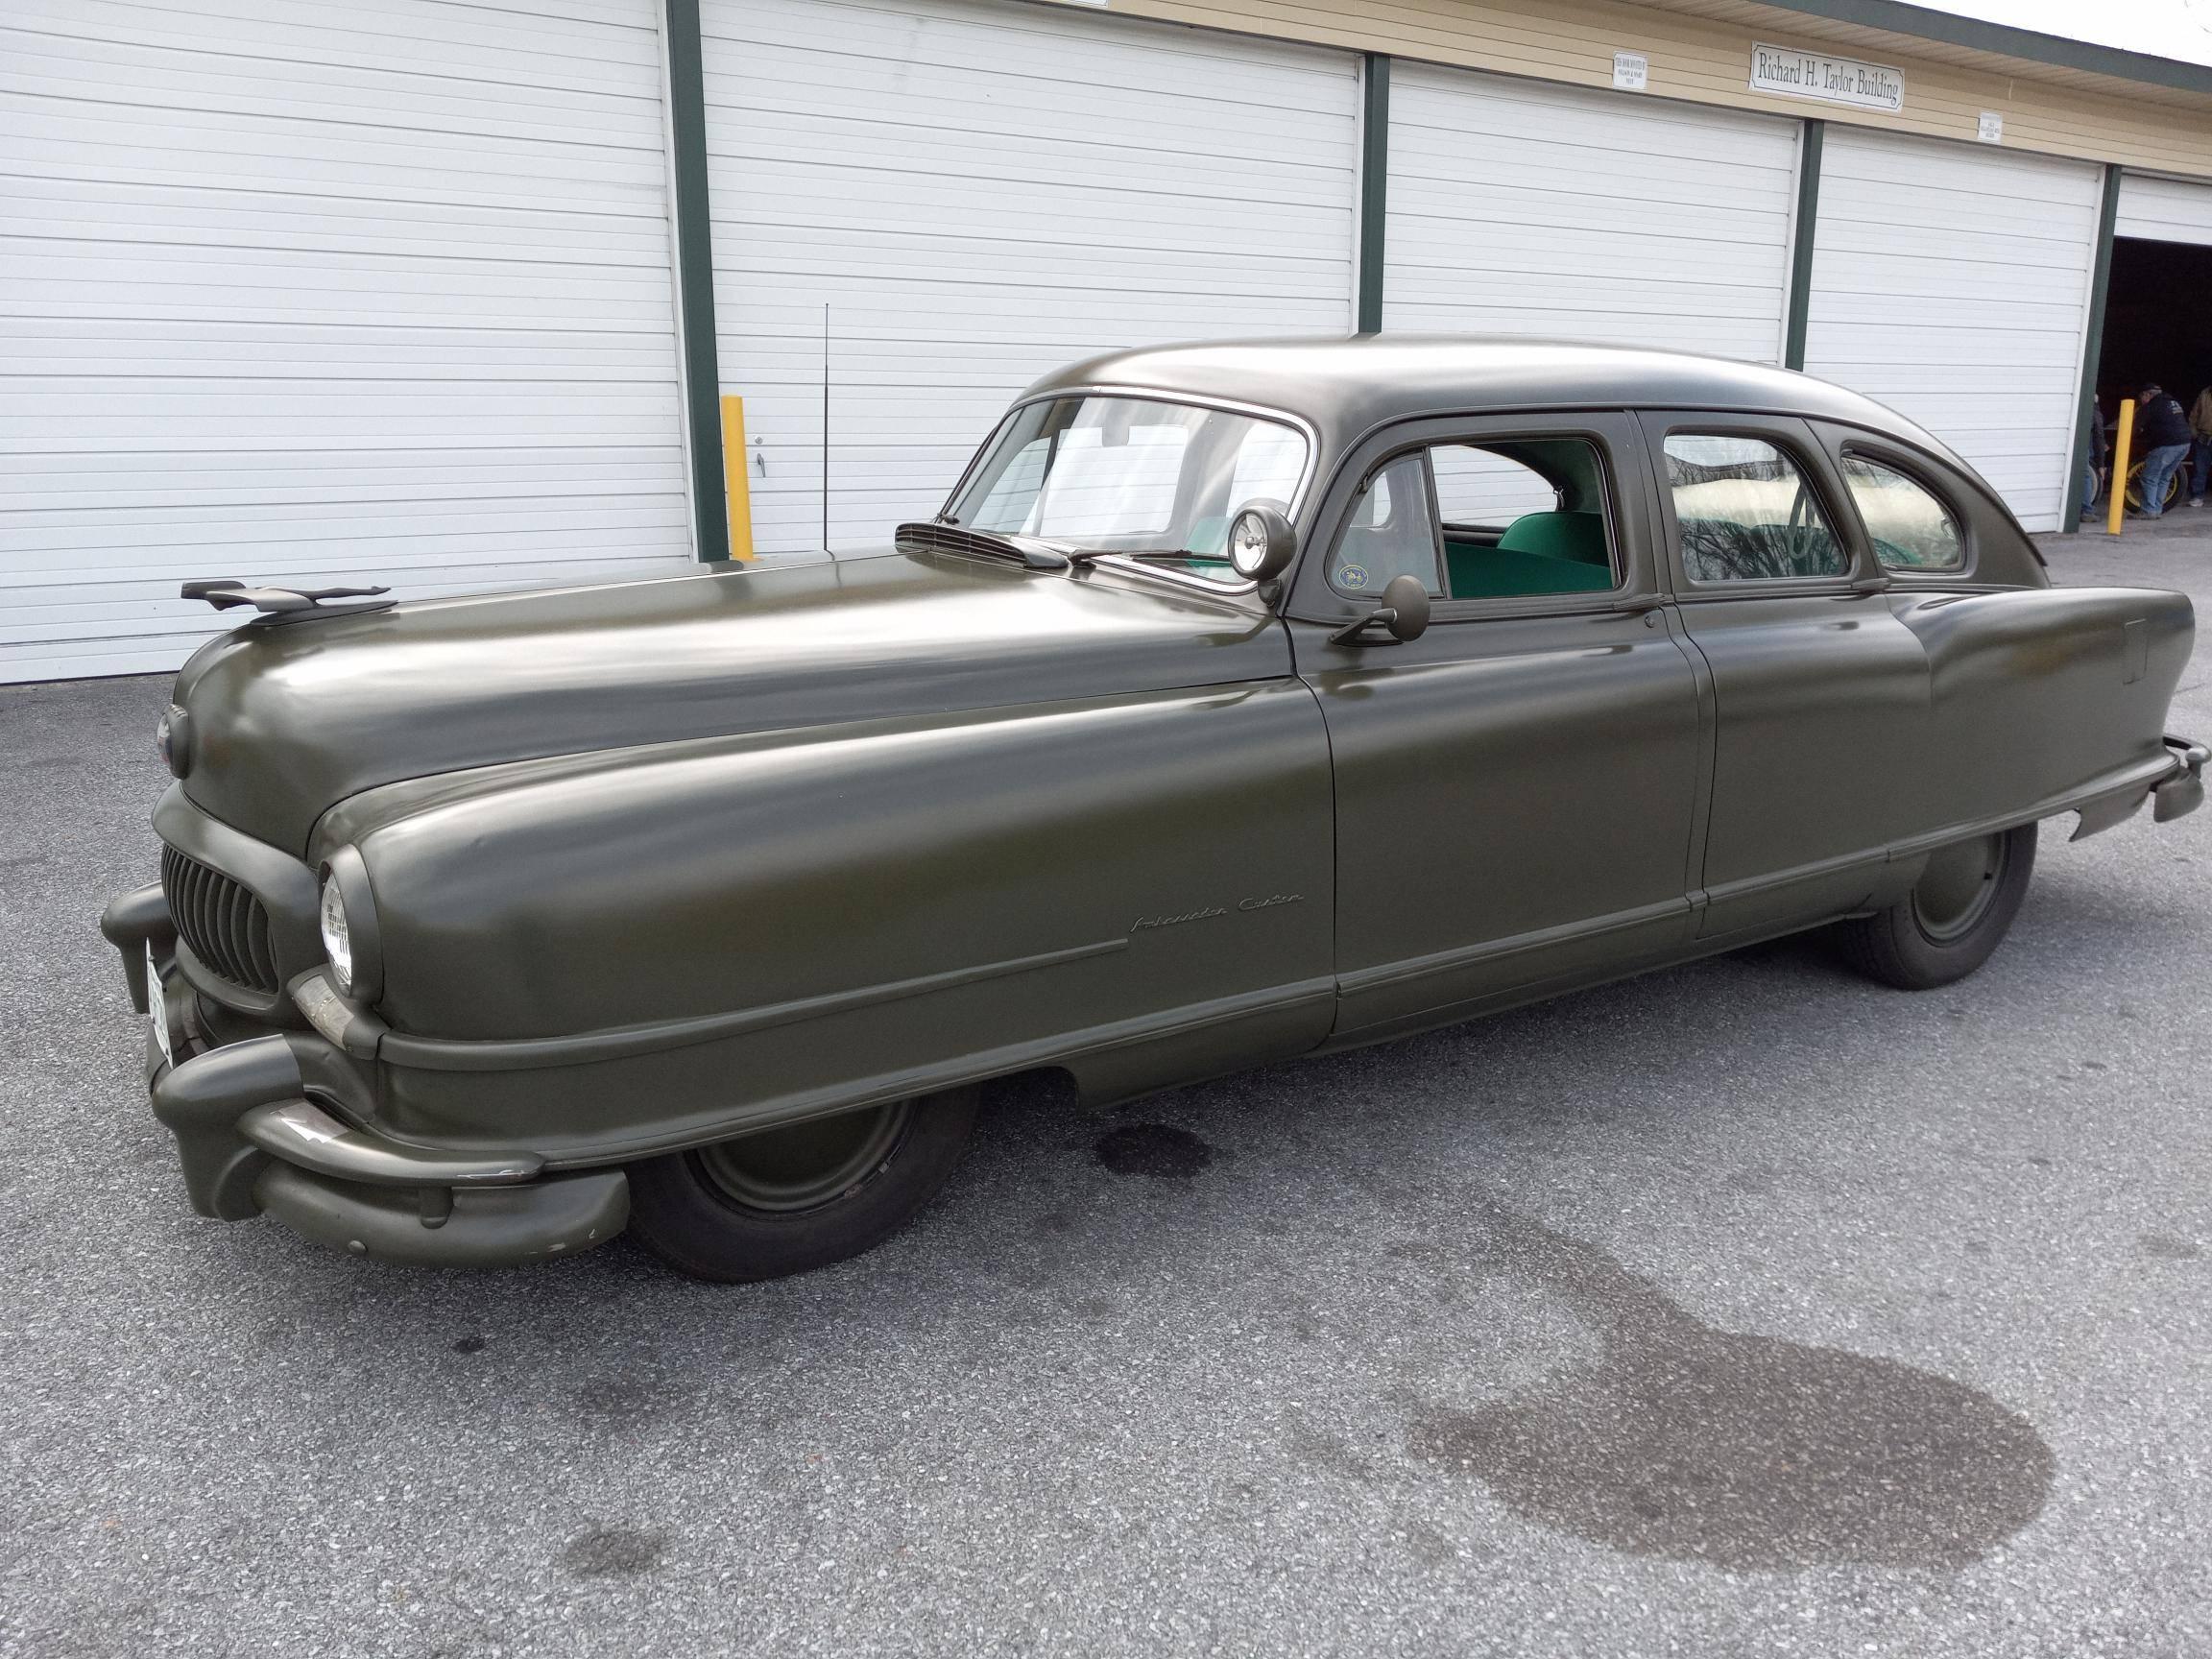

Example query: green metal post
[1358,55,1390,335]
[1783,119,1823,372]
[2063,164,2123,533]
[665,0,731,563]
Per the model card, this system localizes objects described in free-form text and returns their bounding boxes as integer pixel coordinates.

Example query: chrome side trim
[535,974,1338,1169]
[1336,896,1691,1000]
[376,936,1131,1074]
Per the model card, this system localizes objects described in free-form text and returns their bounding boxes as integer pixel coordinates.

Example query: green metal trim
[1749,0,2212,99]
[1784,118,1824,372]
[1358,54,1389,335]
[2062,163,2123,534]
[664,0,730,563]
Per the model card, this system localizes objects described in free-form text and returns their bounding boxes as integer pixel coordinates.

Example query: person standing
[2087,398,2109,517]
[2133,382,2194,518]
[2189,383,2212,506]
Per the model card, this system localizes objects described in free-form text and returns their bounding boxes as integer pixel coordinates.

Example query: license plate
[146,940,174,1065]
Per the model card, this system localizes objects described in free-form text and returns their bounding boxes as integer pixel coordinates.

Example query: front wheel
[626,1088,979,1283]
[1832,824,2036,990]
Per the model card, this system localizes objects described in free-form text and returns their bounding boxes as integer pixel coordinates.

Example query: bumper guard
[99,884,627,1268]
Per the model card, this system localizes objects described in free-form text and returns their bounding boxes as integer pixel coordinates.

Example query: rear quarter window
[1840,454,1966,572]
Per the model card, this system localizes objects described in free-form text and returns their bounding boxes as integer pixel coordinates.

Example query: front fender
[315,682,1336,1157]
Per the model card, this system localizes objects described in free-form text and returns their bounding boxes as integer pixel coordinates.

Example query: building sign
[1749,43,1904,112]
[1612,51,1648,92]
[1976,110,2005,143]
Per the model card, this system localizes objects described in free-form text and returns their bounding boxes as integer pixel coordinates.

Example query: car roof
[1022,334,1969,474]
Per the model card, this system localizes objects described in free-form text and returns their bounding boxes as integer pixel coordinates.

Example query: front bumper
[100,885,626,1269]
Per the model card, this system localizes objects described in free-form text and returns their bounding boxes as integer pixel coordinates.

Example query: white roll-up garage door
[701,0,1359,557]
[1802,128,2103,533]
[2116,172,2212,247]
[1,0,693,684]
[1383,63,1799,362]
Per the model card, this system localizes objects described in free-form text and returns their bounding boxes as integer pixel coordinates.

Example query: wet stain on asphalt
[1094,1123,1213,1180]
[1407,1198,2055,1571]
[451,1335,486,1354]
[2139,1232,2201,1261]
[1721,1166,1780,1197]
[1286,1423,1375,1484]
[560,1527,667,1578]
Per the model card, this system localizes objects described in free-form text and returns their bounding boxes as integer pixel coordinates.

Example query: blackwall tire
[625,1087,980,1284]
[1832,824,2037,990]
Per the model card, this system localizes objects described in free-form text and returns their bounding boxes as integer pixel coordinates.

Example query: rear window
[1664,435,1846,582]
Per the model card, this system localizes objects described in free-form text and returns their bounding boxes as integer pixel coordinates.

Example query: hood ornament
[180,579,395,624]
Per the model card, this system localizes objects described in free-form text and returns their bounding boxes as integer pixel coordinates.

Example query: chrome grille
[161,846,279,993]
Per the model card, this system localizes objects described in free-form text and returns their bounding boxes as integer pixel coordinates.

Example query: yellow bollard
[2106,397,2134,536]
[721,394,755,561]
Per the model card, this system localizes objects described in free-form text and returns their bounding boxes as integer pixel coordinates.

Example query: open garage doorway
[2087,235,2212,516]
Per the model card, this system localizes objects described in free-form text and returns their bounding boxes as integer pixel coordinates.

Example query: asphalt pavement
[3,526,2207,1658]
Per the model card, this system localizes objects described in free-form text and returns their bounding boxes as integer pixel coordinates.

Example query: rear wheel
[1832,824,2036,990]
[626,1088,979,1283]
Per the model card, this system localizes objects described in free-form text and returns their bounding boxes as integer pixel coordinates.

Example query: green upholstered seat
[1495,510,1607,565]
[1444,512,1614,599]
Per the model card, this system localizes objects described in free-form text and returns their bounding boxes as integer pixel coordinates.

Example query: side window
[1840,454,1965,571]
[1431,437,1618,599]
[1330,453,1442,595]
[1664,434,1846,582]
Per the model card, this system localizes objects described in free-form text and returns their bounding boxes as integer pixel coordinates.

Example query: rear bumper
[2153,734,2206,825]
[2071,735,2204,840]
[99,885,626,1269]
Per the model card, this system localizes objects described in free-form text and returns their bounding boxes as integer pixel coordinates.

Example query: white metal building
[6,0,2212,681]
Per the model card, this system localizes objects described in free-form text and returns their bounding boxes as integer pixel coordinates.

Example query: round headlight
[317,846,384,1004]
[319,876,354,994]
[156,705,192,778]
[1227,503,1297,582]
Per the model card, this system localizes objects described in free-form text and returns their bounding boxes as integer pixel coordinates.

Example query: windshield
[944,396,1308,584]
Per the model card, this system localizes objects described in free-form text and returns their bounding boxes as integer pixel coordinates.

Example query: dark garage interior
[2098,235,2212,407]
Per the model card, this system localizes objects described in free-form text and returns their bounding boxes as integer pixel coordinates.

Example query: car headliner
[1023,334,1972,480]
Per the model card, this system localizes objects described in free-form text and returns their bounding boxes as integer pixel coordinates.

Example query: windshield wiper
[1118,550,1232,565]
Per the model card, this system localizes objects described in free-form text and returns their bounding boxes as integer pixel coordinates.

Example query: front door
[1287,412,1706,1043]
[1639,413,1933,939]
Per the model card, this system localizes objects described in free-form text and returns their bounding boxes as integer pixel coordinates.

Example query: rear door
[1640,411,1933,939]
[1289,411,1706,1042]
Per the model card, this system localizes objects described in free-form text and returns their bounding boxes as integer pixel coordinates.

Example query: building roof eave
[1746,0,2212,99]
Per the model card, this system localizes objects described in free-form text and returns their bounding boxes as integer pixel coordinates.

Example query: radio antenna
[820,302,830,556]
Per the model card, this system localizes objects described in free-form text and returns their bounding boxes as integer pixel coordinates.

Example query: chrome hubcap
[1912,833,2006,942]
[694,1100,912,1214]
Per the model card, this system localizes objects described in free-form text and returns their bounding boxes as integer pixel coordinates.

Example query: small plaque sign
[1976,110,2005,143]
[1750,43,1905,112]
[1612,52,1649,92]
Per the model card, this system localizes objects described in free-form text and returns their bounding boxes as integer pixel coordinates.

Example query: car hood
[173,551,1288,856]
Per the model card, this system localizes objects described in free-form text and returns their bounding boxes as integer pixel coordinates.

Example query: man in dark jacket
[2134,383,2194,518]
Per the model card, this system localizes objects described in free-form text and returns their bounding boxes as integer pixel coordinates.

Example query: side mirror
[1228,503,1298,583]
[1380,573,1432,640]
[1328,572,1432,646]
